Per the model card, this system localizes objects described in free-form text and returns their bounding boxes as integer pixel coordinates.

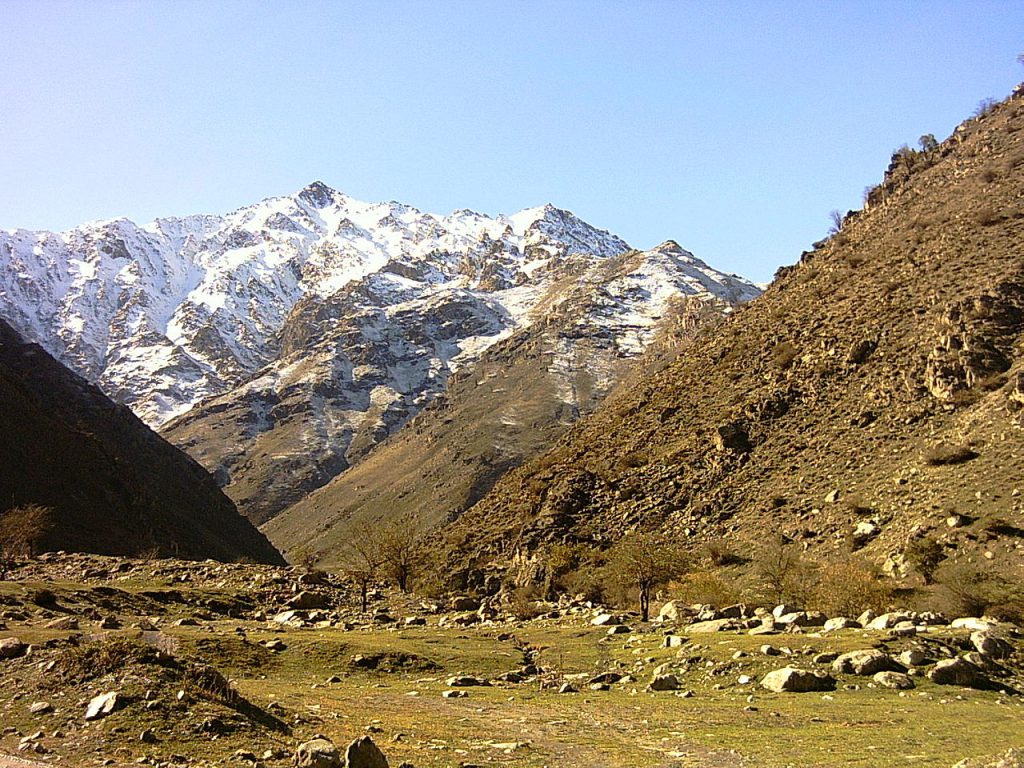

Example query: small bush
[974,206,1000,226]
[806,560,894,617]
[510,585,546,620]
[973,97,998,118]
[904,537,945,585]
[771,341,799,371]
[673,570,744,607]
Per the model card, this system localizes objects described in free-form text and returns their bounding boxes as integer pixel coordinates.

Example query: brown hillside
[0,320,284,564]
[439,88,1024,588]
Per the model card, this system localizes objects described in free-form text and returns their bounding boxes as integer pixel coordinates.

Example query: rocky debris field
[1,553,1023,767]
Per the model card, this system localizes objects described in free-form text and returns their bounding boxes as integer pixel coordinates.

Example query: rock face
[436,89,1024,584]
[0,185,759,524]
[760,667,836,693]
[0,321,284,564]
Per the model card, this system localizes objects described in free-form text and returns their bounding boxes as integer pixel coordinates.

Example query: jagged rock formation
[0,320,283,564]
[436,88,1024,588]
[266,243,748,561]
[0,187,758,523]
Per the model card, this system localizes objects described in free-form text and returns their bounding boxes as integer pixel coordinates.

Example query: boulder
[657,601,693,622]
[648,673,680,691]
[344,736,389,768]
[590,613,618,626]
[449,596,480,612]
[866,612,916,630]
[294,737,341,767]
[685,619,735,634]
[832,649,902,676]
[286,591,328,610]
[606,625,631,635]
[85,691,123,721]
[588,672,624,686]
[663,635,686,648]
[772,604,802,618]
[823,617,861,631]
[971,631,1013,659]
[445,675,488,687]
[0,637,25,659]
[928,657,984,687]
[760,667,835,693]
[873,671,914,690]
[45,616,79,630]
[950,617,999,632]
[898,649,928,667]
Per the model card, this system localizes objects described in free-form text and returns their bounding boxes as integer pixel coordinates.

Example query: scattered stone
[588,672,624,686]
[663,635,686,648]
[29,702,53,715]
[760,667,836,693]
[85,691,123,721]
[140,729,158,744]
[873,671,915,690]
[760,644,782,656]
[772,604,802,618]
[557,682,577,694]
[98,615,121,629]
[606,624,631,635]
[264,639,287,652]
[442,690,467,698]
[402,616,426,626]
[812,652,839,665]
[832,650,903,676]
[591,613,618,626]
[294,736,342,767]
[45,616,78,630]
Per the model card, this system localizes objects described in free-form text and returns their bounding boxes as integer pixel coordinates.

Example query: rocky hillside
[0,320,283,564]
[438,88,1024,587]
[266,243,745,561]
[0,187,758,524]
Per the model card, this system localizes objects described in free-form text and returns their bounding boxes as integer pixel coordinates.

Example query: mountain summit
[1,185,760,523]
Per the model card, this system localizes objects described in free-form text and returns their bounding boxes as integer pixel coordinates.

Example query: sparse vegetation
[0,503,55,571]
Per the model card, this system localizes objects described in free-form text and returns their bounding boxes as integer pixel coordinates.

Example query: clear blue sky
[1,1,1021,283]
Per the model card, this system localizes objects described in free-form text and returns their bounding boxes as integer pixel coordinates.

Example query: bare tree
[378,512,423,593]
[0,504,56,577]
[605,531,686,621]
[755,534,805,604]
[345,523,386,612]
[828,209,844,235]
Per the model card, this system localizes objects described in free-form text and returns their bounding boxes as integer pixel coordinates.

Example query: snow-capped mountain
[0,182,760,522]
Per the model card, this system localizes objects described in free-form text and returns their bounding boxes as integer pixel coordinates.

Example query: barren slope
[438,89,1024,587]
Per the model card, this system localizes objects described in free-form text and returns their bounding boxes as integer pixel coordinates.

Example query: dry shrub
[805,560,893,617]
[706,540,746,567]
[510,584,546,620]
[771,341,799,370]
[974,206,1000,226]
[931,562,1023,620]
[673,570,744,608]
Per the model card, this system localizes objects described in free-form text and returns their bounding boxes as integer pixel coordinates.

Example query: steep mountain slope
[0,320,284,563]
[438,88,1024,587]
[266,243,746,561]
[1,187,759,523]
